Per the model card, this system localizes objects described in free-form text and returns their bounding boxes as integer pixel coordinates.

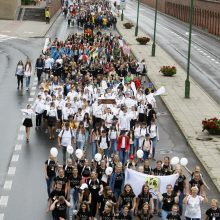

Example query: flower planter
[202,117,220,135]
[123,23,134,29]
[136,37,150,45]
[207,128,220,135]
[160,66,176,77]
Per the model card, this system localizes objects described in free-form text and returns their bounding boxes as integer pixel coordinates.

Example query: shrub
[123,23,134,29]
[159,66,176,76]
[136,37,150,45]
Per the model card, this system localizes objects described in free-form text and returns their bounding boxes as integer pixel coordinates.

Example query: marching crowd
[17,0,220,219]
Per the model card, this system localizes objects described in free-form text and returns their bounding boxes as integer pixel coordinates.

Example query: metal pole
[151,0,158,56]
[121,9,124,21]
[185,0,194,98]
[135,0,140,36]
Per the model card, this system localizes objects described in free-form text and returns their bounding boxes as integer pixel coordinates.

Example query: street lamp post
[185,0,194,98]
[151,0,158,56]
[121,9,124,21]
[135,0,140,36]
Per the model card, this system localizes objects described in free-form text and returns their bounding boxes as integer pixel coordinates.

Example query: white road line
[17,134,24,141]
[34,77,38,81]
[211,59,215,61]
[15,144,22,151]
[11,155,19,162]
[3,180,13,190]
[28,98,34,102]
[19,126,25,132]
[215,61,219,64]
[207,55,211,58]
[203,53,207,55]
[8,167,16,175]
[0,213,4,220]
[0,196,8,207]
[33,81,37,86]
[31,86,36,91]
[30,91,35,96]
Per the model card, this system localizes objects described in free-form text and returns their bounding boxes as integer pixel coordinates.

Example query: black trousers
[36,113,42,127]
[17,75,23,87]
[36,69,43,82]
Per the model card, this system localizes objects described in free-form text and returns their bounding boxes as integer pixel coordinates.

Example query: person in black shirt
[136,184,153,214]
[137,203,153,220]
[81,159,91,183]
[116,205,132,220]
[45,155,57,197]
[47,182,65,214]
[162,156,173,176]
[63,158,74,180]
[50,196,70,220]
[189,171,205,195]
[100,202,114,220]
[205,199,220,220]
[173,166,186,215]
[88,171,101,218]
[143,160,152,175]
[152,160,164,216]
[157,184,179,220]
[97,186,117,215]
[76,202,92,220]
[68,167,82,219]
[166,204,181,220]
[53,168,68,197]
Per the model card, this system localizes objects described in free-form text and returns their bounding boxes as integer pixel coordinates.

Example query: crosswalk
[0,34,16,43]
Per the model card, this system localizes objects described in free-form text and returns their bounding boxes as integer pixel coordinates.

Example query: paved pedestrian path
[116,17,220,191]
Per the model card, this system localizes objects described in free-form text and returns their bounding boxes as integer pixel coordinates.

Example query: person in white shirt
[47,102,58,140]
[58,122,75,163]
[118,107,131,132]
[62,103,74,122]
[32,94,45,129]
[146,118,159,160]
[134,121,141,151]
[104,108,114,129]
[139,122,147,148]
[98,129,110,156]
[137,100,146,123]
[108,124,118,155]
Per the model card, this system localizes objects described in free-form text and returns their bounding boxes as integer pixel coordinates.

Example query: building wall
[47,0,61,18]
[141,0,220,37]
[0,0,21,20]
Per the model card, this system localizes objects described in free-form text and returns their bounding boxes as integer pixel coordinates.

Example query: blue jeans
[62,146,67,164]
[103,148,108,157]
[143,150,150,160]
[114,188,122,199]
[134,137,140,151]
[76,141,85,150]
[110,139,117,155]
[119,148,128,165]
[178,191,184,215]
[25,76,31,88]
[129,144,135,155]
[91,141,97,158]
[162,210,172,220]
[185,218,200,220]
[69,187,79,217]
[46,176,55,197]
[151,136,157,158]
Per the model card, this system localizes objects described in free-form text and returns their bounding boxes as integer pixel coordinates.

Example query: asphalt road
[121,0,220,105]
[0,12,220,220]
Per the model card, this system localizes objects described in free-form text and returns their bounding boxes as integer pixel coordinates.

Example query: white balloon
[95,153,102,162]
[171,156,180,165]
[137,149,144,159]
[180,158,188,166]
[50,147,58,157]
[67,145,74,154]
[105,167,113,176]
[75,149,83,159]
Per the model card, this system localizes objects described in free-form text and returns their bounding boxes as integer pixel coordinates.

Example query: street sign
[120,0,126,10]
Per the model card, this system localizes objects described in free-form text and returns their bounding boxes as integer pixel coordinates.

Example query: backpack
[61,128,73,138]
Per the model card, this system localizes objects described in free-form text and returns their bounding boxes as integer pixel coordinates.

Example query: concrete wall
[47,0,61,17]
[141,0,220,37]
[0,0,21,20]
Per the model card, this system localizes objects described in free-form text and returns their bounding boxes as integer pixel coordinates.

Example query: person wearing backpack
[142,134,152,160]
[58,121,76,164]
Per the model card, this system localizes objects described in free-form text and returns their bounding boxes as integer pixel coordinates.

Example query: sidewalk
[0,9,60,38]
[116,18,220,191]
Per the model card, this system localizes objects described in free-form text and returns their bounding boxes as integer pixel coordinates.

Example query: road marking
[31,86,36,91]
[34,77,38,81]
[207,55,210,58]
[19,126,25,132]
[211,59,215,61]
[8,167,16,175]
[33,81,37,86]
[24,31,34,34]
[216,61,219,64]
[17,134,24,141]
[0,213,4,220]
[203,53,207,55]
[3,180,12,190]
[15,144,22,151]
[30,91,35,96]
[11,155,19,162]
[0,196,8,207]
[28,98,34,102]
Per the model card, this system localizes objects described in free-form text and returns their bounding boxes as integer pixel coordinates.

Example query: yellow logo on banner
[146,177,159,191]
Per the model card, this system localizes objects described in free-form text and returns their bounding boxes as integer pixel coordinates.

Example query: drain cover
[160,149,173,154]
[157,112,168,116]
[196,136,213,141]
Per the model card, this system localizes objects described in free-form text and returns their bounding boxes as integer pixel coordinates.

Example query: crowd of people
[19,0,220,219]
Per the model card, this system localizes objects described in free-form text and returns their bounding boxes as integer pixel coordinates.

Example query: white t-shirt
[58,129,72,146]
[185,195,204,218]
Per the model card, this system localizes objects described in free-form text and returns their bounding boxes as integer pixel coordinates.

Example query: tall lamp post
[151,0,158,56]
[121,9,124,21]
[135,0,140,36]
[185,0,194,98]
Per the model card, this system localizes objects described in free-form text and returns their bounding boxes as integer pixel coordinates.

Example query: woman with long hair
[136,184,154,215]
[76,202,92,220]
[76,121,86,151]
[83,112,92,143]
[118,184,136,217]
[24,58,32,91]
[78,184,92,208]
[47,101,58,140]
[15,60,24,90]
[100,202,114,220]
[90,123,101,158]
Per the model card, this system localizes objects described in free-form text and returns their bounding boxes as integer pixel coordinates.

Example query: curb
[116,22,220,193]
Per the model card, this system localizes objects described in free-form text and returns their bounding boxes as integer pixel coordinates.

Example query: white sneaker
[45,129,48,134]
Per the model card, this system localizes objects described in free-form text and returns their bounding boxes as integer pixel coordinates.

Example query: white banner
[124,168,179,198]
